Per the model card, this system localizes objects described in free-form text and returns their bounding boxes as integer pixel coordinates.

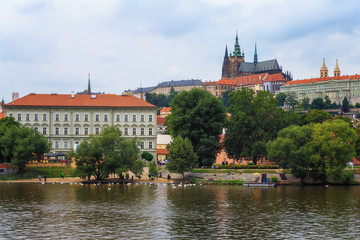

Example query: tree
[276,92,287,107]
[324,95,332,109]
[73,126,142,181]
[167,88,226,166]
[301,97,311,111]
[0,117,21,162]
[302,109,332,125]
[341,97,350,113]
[221,90,233,108]
[285,92,297,110]
[311,98,325,110]
[0,125,49,173]
[166,136,198,179]
[224,88,300,165]
[148,162,158,177]
[141,152,154,162]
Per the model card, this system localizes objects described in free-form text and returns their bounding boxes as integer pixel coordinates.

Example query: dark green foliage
[141,151,154,161]
[148,162,158,177]
[355,102,360,108]
[167,88,226,166]
[324,95,332,109]
[145,91,179,107]
[270,177,278,182]
[224,88,300,165]
[213,164,279,169]
[301,97,311,111]
[302,109,332,125]
[276,92,287,107]
[221,90,233,108]
[0,117,21,162]
[285,92,297,110]
[311,98,325,110]
[341,97,350,113]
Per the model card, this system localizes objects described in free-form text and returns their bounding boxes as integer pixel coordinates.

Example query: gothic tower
[228,31,245,79]
[88,73,91,94]
[320,58,328,78]
[254,43,258,65]
[221,45,231,79]
[334,59,341,77]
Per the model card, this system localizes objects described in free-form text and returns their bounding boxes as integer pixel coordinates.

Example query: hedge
[213,164,279,169]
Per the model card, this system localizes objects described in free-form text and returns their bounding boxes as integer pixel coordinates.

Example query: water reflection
[0,183,359,239]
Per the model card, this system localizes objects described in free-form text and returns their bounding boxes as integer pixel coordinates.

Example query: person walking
[38,175,42,182]
[44,175,47,183]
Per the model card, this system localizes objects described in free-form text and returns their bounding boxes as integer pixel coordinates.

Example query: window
[17,114,21,121]
[64,114,69,122]
[149,142,153,149]
[34,114,38,121]
[116,114,120,122]
[141,128,145,135]
[64,141,68,149]
[141,142,144,149]
[55,114,60,121]
[55,141,59,149]
[84,128,89,135]
[104,114,108,122]
[75,128,80,135]
[149,115,153,122]
[34,127,38,132]
[9,114,13,118]
[42,127,47,135]
[75,114,80,122]
[95,114,100,122]
[124,128,128,135]
[26,114,30,121]
[124,115,128,122]
[140,115,145,122]
[95,128,100,135]
[132,128,136,135]
[149,128,153,135]
[43,114,47,121]
[64,127,68,135]
[84,114,89,122]
[55,127,60,135]
[132,115,136,122]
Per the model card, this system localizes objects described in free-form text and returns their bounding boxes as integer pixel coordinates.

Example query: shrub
[213,164,279,169]
[270,176,278,182]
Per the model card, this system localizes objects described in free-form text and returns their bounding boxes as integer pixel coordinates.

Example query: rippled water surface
[0,183,359,239]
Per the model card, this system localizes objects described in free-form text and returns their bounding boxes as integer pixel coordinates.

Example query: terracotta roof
[160,107,171,113]
[5,94,156,108]
[216,79,236,85]
[0,111,4,120]
[157,148,168,155]
[235,73,285,86]
[283,74,360,86]
[264,73,285,82]
[204,81,217,86]
[157,116,166,125]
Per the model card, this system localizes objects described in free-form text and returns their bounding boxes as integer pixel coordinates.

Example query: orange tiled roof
[5,94,156,108]
[283,74,360,86]
[264,73,285,82]
[235,73,285,86]
[160,107,171,113]
[216,79,236,85]
[157,116,166,125]
[204,81,217,86]
[157,148,168,155]
[0,111,4,120]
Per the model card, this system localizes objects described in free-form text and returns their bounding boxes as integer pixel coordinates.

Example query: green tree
[0,117,21,162]
[301,97,311,111]
[341,97,350,113]
[276,92,287,107]
[324,95,332,109]
[166,136,198,179]
[285,92,297,110]
[148,162,158,177]
[221,90,233,108]
[167,88,226,166]
[141,151,154,162]
[224,88,300,165]
[311,98,325,110]
[302,109,332,125]
[73,126,142,181]
[0,125,49,173]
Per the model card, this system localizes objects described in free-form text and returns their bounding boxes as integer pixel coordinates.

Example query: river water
[0,183,359,239]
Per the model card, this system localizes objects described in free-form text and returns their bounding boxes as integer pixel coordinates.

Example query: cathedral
[221,33,292,81]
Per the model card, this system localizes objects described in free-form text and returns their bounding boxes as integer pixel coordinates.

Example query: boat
[243,182,276,187]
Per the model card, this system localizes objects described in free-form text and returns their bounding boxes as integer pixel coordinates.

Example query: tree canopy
[341,97,350,113]
[145,90,179,107]
[141,151,154,162]
[167,88,226,166]
[73,126,143,181]
[285,92,297,110]
[301,109,332,125]
[224,88,300,165]
[276,92,287,107]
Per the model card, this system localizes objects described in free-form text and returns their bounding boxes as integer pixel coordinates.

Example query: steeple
[233,31,241,57]
[88,73,91,94]
[254,42,258,64]
[334,59,340,77]
[221,45,231,79]
[320,58,328,78]
[224,45,229,59]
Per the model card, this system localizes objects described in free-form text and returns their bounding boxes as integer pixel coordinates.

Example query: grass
[191,168,281,174]
[0,167,77,181]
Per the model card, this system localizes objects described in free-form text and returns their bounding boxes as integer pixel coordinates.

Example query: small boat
[243,182,276,187]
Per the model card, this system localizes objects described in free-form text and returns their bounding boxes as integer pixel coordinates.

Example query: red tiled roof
[216,79,236,85]
[283,74,360,86]
[0,111,4,119]
[264,73,285,82]
[204,81,217,86]
[5,94,156,108]
[157,116,166,125]
[160,107,171,113]
[157,148,168,155]
[235,73,285,86]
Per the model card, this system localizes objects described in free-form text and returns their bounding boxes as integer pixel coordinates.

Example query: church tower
[221,45,231,79]
[228,31,245,79]
[320,58,328,78]
[254,43,258,65]
[87,73,92,94]
[333,59,340,77]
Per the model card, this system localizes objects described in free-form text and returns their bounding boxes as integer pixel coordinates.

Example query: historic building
[4,93,157,157]
[221,32,292,81]
[280,60,360,104]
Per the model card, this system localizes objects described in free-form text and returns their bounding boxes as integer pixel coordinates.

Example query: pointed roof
[87,73,91,94]
[224,45,229,59]
[233,31,241,57]
[254,42,258,64]
[334,59,340,71]
[321,58,328,71]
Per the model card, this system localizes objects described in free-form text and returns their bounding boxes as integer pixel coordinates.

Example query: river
[0,183,359,239]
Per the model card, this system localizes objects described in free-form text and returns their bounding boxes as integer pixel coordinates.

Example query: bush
[213,164,279,169]
[270,177,278,182]
[248,162,255,166]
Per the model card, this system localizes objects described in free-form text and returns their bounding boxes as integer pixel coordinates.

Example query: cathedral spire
[224,45,229,59]
[254,42,258,64]
[88,73,91,94]
[334,59,340,77]
[320,58,328,78]
[233,30,241,57]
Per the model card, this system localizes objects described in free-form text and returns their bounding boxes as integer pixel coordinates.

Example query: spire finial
[254,42,258,64]
[233,30,241,56]
[88,73,91,94]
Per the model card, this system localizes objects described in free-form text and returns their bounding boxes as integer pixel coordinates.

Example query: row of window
[36,127,153,136]
[10,113,154,123]
[53,141,153,149]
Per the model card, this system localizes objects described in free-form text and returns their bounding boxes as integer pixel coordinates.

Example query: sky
[1,0,360,102]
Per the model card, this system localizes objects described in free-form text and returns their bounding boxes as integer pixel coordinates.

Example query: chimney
[12,92,19,101]
[71,91,75,98]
